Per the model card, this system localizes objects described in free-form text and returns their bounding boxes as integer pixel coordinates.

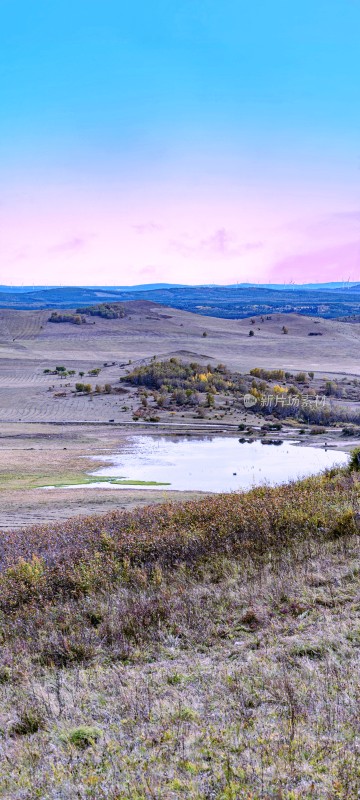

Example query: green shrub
[10,702,47,736]
[327,509,358,540]
[75,383,92,394]
[167,672,183,686]
[290,642,325,659]
[172,707,199,723]
[65,725,102,749]
[2,556,46,606]
[349,447,360,472]
[0,666,11,684]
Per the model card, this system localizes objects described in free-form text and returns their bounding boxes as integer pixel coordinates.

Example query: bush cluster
[122,358,231,394]
[250,368,285,381]
[48,312,86,325]
[78,303,126,319]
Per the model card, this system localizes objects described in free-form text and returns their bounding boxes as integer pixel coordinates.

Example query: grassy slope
[0,471,360,798]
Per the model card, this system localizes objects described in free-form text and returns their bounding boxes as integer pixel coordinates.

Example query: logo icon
[244,393,257,408]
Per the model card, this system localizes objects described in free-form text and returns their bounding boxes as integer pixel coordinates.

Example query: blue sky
[1,0,360,284]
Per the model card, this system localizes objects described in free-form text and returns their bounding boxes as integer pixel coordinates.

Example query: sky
[1,0,360,286]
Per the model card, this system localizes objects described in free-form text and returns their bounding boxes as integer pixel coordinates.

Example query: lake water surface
[88,436,349,492]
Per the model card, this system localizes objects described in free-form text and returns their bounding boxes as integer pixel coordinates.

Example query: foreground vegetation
[1,467,360,797]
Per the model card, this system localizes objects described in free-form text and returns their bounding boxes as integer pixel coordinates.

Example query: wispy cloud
[132,222,163,235]
[48,237,87,255]
[137,265,159,276]
[284,210,360,239]
[4,248,29,266]
[170,228,263,259]
[270,240,360,282]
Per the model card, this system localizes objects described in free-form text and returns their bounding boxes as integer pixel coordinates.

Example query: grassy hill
[1,466,360,798]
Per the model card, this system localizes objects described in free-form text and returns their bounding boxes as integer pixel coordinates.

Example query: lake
[85,435,349,492]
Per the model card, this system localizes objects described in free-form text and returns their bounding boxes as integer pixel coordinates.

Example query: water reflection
[90,436,348,492]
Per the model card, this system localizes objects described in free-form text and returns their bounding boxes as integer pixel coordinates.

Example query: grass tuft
[64,725,102,749]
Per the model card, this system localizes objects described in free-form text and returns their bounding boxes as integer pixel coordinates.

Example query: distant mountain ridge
[0,282,359,319]
[1,281,359,294]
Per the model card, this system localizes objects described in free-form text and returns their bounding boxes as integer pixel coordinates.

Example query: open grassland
[1,468,360,797]
[1,303,360,426]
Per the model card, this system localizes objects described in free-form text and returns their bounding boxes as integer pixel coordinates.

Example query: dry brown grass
[0,469,360,797]
[1,305,360,427]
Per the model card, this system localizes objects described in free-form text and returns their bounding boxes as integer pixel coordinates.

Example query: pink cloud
[4,248,29,265]
[132,222,163,235]
[170,228,263,259]
[138,265,159,276]
[48,237,87,255]
[270,240,360,283]
[281,210,360,246]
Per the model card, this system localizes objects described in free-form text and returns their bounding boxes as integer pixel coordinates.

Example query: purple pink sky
[1,1,360,286]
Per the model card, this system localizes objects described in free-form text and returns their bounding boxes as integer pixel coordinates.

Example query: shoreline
[0,420,353,530]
